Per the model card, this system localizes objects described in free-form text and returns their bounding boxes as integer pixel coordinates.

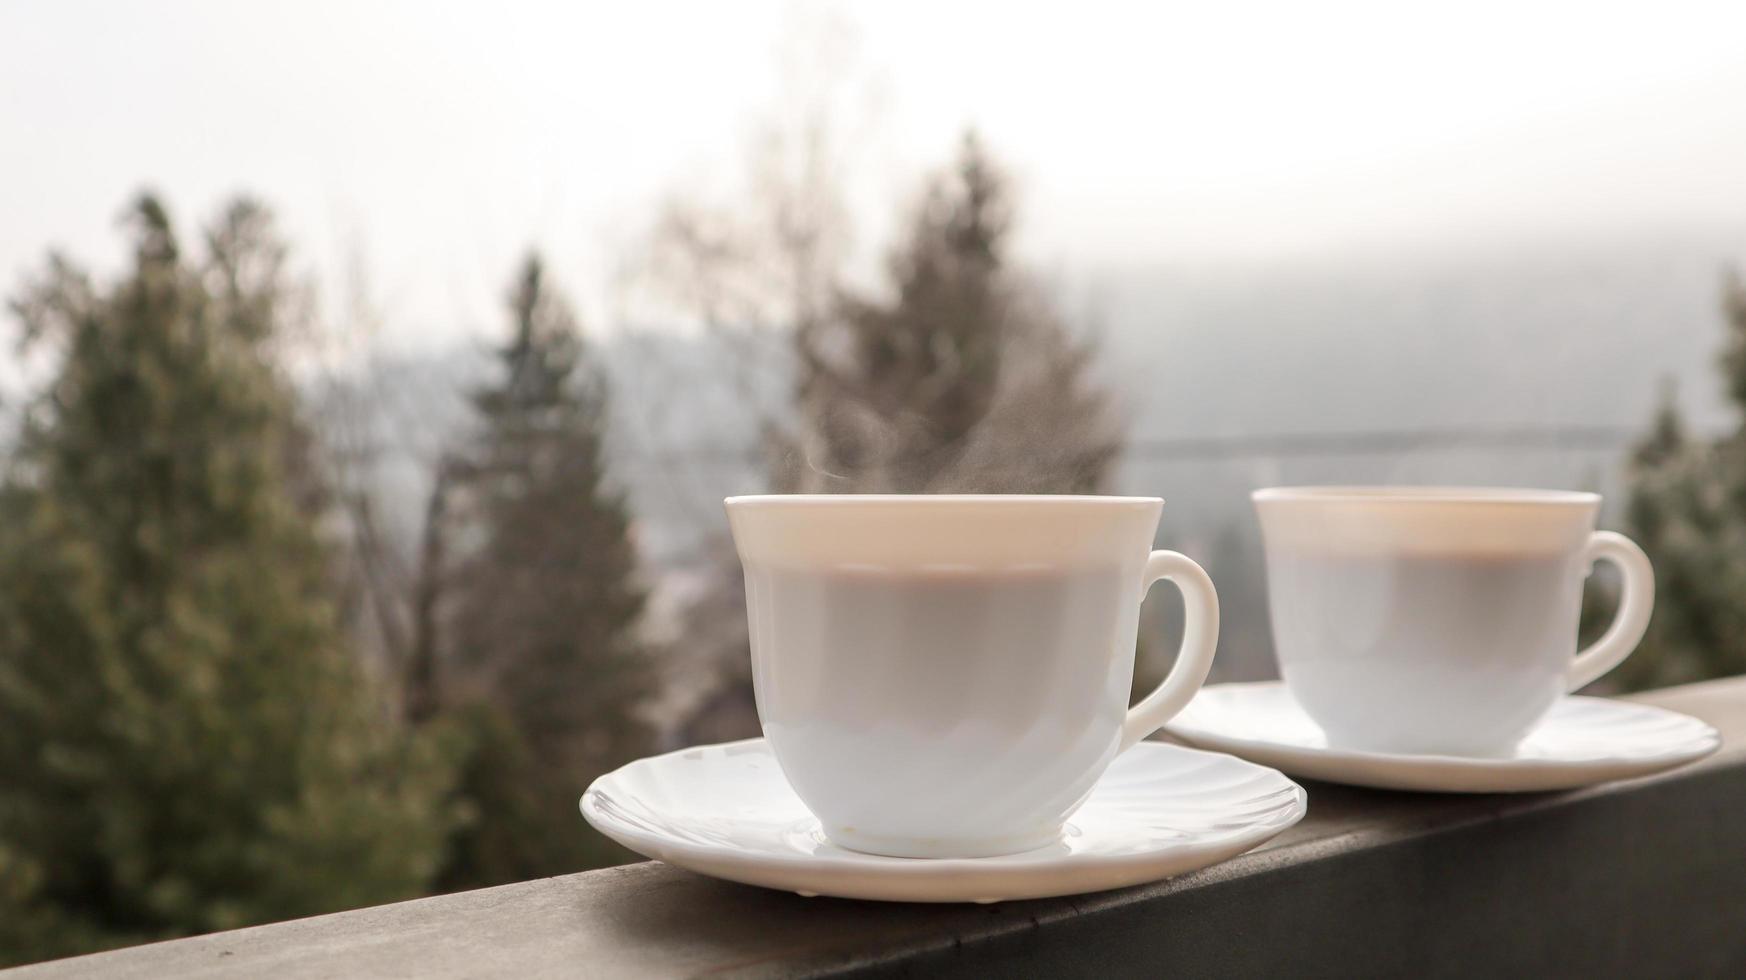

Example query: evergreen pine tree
[772,132,1120,493]
[1614,273,1746,689]
[0,196,457,966]
[440,254,655,886]
[675,136,1125,746]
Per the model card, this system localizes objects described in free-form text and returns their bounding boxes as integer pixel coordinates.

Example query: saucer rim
[1164,681,1721,793]
[580,738,1308,902]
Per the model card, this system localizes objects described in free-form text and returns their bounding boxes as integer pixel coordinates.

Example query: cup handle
[1567,531,1655,691]
[1121,550,1220,752]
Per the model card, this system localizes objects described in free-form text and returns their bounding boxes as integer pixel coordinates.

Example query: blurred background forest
[5,0,1746,966]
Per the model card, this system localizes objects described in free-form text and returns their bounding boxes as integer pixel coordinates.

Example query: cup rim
[726,493,1163,508]
[1252,485,1599,506]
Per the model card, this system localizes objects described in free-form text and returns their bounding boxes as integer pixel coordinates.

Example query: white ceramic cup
[1253,486,1654,757]
[725,494,1219,859]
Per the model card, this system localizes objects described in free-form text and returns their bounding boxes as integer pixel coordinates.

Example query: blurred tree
[0,195,458,966]
[664,135,1126,745]
[771,133,1121,494]
[1612,274,1746,690]
[436,255,656,887]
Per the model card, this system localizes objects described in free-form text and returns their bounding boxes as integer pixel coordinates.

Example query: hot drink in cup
[726,494,1220,858]
[1253,487,1653,757]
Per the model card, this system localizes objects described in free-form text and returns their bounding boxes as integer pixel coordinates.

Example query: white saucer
[1165,682,1721,793]
[580,738,1306,903]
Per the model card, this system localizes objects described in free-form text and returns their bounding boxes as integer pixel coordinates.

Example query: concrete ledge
[9,678,1745,979]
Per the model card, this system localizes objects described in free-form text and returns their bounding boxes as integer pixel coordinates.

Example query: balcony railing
[6,677,1744,979]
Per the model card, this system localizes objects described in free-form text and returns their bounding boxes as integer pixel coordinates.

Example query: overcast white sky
[5,0,1746,348]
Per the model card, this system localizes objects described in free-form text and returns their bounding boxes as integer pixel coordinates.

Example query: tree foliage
[0,196,458,965]
[436,255,656,887]
[1615,274,1746,689]
[772,133,1122,494]
[668,135,1126,746]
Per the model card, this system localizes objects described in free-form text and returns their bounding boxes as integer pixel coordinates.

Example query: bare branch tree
[621,12,885,745]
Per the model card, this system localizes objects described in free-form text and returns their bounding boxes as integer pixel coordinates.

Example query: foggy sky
[5,0,1746,351]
